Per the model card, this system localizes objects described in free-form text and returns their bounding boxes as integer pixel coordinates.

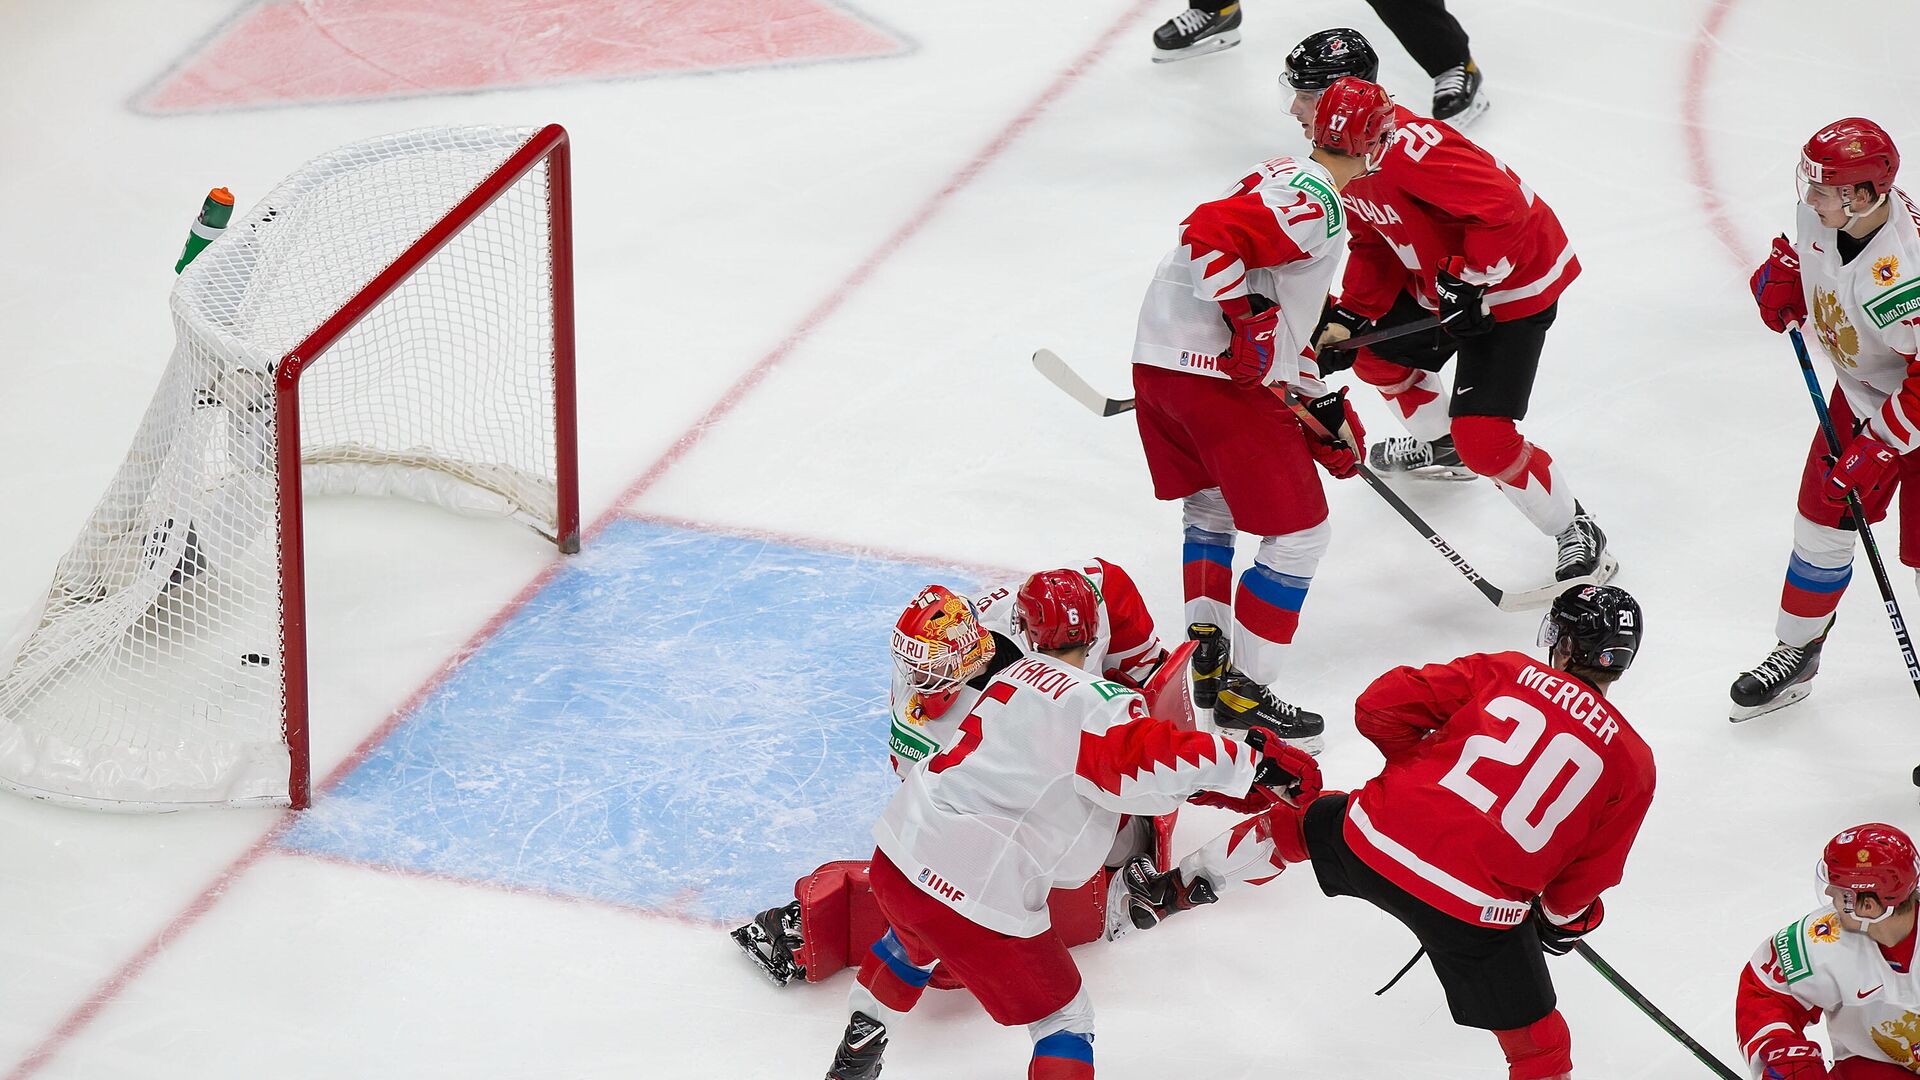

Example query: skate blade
[1409,465,1478,482]
[1439,91,1490,128]
[1151,30,1241,63]
[1281,733,1325,756]
[729,925,797,986]
[1729,683,1811,723]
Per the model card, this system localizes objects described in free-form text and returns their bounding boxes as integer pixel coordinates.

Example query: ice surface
[4,0,1920,1077]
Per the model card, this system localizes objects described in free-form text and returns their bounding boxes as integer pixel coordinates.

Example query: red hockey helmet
[1011,569,1099,652]
[1312,76,1396,168]
[1819,823,1920,921]
[1800,117,1899,195]
[892,585,992,693]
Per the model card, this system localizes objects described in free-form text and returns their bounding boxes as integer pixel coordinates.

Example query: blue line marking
[279,517,978,922]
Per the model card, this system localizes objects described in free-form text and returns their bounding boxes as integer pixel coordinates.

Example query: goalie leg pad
[1494,1009,1573,1080]
[793,860,888,983]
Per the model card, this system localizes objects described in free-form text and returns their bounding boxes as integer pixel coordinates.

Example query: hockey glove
[1753,1035,1829,1080]
[1750,236,1808,333]
[1299,389,1367,480]
[1120,854,1217,931]
[1434,256,1496,337]
[1242,725,1323,805]
[1220,293,1281,387]
[1532,897,1603,956]
[1311,298,1372,374]
[1187,784,1283,815]
[1825,432,1899,505]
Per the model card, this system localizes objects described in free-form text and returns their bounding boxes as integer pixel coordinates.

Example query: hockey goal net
[0,124,578,811]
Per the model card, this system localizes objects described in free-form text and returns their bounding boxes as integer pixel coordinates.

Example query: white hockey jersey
[1796,188,1920,453]
[1737,906,1920,1075]
[1131,155,1346,391]
[871,651,1255,937]
[886,559,1165,779]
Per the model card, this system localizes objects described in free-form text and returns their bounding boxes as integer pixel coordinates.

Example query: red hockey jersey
[1337,106,1580,323]
[1344,651,1655,928]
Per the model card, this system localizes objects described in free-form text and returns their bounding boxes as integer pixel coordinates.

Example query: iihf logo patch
[918,867,931,884]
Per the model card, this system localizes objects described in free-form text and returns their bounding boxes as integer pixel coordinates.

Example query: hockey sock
[853,929,934,1015]
[1182,490,1236,628]
[1777,515,1854,647]
[1028,989,1096,1080]
[1493,1009,1573,1080]
[1230,522,1328,685]
[1452,416,1576,536]
[1352,349,1451,441]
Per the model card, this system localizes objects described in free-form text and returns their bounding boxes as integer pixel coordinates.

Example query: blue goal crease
[278,516,979,922]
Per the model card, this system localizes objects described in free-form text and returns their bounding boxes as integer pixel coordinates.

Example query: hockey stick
[1572,943,1741,1080]
[1032,316,1447,418]
[1785,325,1920,786]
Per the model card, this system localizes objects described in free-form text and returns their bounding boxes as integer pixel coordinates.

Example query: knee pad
[1450,415,1529,481]
[1495,1009,1573,1080]
[1028,985,1097,1044]
[1182,488,1235,535]
[1793,512,1858,566]
[1256,517,1332,578]
[1352,349,1422,391]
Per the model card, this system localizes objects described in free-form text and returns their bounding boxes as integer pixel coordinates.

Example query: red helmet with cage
[1820,823,1920,918]
[1011,569,1099,651]
[892,585,992,693]
[1800,117,1900,194]
[1312,76,1396,166]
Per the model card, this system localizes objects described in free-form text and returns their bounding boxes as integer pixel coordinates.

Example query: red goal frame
[271,123,579,809]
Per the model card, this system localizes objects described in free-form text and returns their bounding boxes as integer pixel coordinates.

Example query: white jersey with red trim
[871,651,1255,937]
[1796,189,1920,454]
[1131,155,1347,389]
[1736,906,1920,1076]
[887,559,1166,780]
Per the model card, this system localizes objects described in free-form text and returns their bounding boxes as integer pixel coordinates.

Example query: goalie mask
[892,585,992,694]
[1819,823,1920,927]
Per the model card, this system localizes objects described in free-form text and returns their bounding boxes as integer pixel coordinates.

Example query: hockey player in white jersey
[1735,118,1920,720]
[822,570,1320,1080]
[1736,823,1920,1080]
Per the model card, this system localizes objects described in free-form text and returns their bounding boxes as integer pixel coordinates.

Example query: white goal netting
[0,125,572,810]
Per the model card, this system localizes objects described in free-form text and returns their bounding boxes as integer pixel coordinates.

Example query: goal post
[0,124,580,811]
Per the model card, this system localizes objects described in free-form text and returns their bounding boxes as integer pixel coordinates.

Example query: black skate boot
[1432,60,1488,126]
[1215,669,1324,753]
[1150,3,1241,63]
[1367,433,1475,481]
[1119,853,1217,931]
[1554,503,1616,583]
[1729,634,1826,722]
[826,1011,888,1080]
[730,900,806,986]
[1187,622,1229,711]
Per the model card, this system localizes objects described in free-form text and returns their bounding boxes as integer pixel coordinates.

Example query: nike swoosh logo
[849,1027,885,1050]
[1812,242,1825,253]
[1456,386,1473,394]
[1859,985,1884,999]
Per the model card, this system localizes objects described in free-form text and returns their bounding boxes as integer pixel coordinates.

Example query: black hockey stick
[1785,325,1920,785]
[1032,315,1450,418]
[1573,943,1741,1080]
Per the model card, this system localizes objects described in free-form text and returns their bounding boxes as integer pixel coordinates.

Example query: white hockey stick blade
[1492,552,1619,613]
[1033,349,1133,416]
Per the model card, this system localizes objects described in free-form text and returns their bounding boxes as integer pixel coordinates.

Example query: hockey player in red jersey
[1128,584,1655,1079]
[1731,118,1920,721]
[1128,75,1390,747]
[822,570,1320,1080]
[1283,32,1610,586]
[1736,824,1920,1079]
[733,562,1189,988]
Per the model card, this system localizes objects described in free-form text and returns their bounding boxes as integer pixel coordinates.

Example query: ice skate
[1214,669,1324,753]
[1554,503,1617,584]
[1367,433,1476,481]
[826,1011,888,1080]
[1729,636,1825,722]
[1150,4,1241,63]
[730,900,805,986]
[1432,60,1488,126]
[1187,622,1229,711]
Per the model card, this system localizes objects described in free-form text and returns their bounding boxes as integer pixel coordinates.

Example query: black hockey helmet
[1539,585,1642,676]
[1283,28,1380,91]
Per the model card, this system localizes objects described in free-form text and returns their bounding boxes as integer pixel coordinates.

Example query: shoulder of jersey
[1008,653,1141,706]
[1769,908,1848,985]
[1852,198,1920,330]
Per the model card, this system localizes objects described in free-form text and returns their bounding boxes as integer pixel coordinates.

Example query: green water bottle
[175,186,234,273]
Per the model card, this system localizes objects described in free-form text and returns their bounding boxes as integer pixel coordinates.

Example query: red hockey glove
[1532,898,1603,956]
[1753,1035,1829,1080]
[1435,256,1496,337]
[1187,785,1283,814]
[1750,236,1808,333]
[1242,726,1322,806]
[1298,389,1368,480]
[1219,293,1281,386]
[1825,432,1899,505]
